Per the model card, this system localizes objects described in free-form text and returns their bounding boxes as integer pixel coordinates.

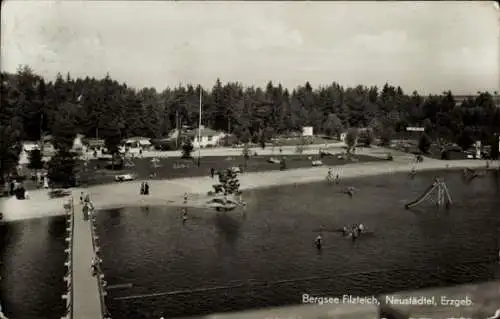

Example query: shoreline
[1,159,496,222]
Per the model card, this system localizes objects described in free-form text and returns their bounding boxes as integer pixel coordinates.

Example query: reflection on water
[92,170,499,318]
[0,216,66,319]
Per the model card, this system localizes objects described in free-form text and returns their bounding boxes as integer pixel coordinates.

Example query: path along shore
[1,156,497,222]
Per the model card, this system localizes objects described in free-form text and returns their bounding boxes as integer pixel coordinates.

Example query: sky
[1,1,499,94]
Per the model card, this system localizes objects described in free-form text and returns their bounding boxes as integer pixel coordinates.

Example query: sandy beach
[1,153,496,222]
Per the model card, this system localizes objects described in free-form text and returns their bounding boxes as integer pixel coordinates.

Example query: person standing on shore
[210,168,215,179]
[181,208,188,224]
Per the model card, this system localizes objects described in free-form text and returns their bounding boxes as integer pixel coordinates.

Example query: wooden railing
[61,197,74,319]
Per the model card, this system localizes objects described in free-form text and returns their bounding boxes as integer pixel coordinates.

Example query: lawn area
[77,153,386,186]
[272,135,338,146]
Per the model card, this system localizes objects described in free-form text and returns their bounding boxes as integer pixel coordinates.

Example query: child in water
[181,208,188,223]
[351,230,358,242]
[315,235,322,249]
[341,226,348,236]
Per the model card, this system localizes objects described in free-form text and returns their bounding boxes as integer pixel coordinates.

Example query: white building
[124,137,152,149]
[192,126,225,148]
[72,134,85,153]
[302,126,313,137]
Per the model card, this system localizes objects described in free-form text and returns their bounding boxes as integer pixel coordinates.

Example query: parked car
[114,173,136,182]
[464,149,476,159]
[229,166,241,173]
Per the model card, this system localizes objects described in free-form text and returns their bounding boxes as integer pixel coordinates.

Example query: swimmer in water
[341,226,348,236]
[358,223,365,233]
[183,193,188,204]
[409,167,416,178]
[315,235,322,249]
[351,229,358,242]
[345,187,355,198]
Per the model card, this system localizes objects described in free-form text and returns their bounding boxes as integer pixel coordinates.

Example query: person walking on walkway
[82,203,89,221]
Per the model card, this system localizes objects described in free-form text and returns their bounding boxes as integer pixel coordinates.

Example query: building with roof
[191,126,226,148]
[123,137,152,149]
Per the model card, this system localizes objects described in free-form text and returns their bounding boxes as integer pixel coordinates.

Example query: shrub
[358,129,374,147]
[47,150,78,188]
[345,128,358,153]
[28,149,44,170]
[295,144,305,154]
[181,139,194,159]
[418,133,432,154]
[280,158,287,170]
[456,129,474,151]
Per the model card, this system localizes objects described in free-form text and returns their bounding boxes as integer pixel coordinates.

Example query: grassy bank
[77,153,386,186]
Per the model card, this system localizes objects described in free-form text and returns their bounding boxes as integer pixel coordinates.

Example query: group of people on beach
[140,182,150,195]
[327,168,341,184]
[3,180,29,200]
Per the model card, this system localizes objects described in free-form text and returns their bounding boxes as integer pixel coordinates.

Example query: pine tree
[181,139,194,159]
[28,149,43,170]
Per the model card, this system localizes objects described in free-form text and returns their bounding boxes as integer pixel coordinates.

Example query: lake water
[0,169,498,319]
[0,216,67,319]
[94,170,500,318]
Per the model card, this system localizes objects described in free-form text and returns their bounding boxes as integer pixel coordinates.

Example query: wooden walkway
[72,201,103,319]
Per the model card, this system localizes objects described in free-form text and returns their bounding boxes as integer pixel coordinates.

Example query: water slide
[404,184,436,209]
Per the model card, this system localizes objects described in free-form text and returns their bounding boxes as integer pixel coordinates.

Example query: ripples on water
[0,216,67,319]
[94,170,500,318]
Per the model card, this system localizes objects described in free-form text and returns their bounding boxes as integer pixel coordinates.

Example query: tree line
[1,65,499,184]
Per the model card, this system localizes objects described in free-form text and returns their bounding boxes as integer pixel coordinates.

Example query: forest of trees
[1,65,500,183]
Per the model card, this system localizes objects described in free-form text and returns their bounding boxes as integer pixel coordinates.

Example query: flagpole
[198,88,202,161]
